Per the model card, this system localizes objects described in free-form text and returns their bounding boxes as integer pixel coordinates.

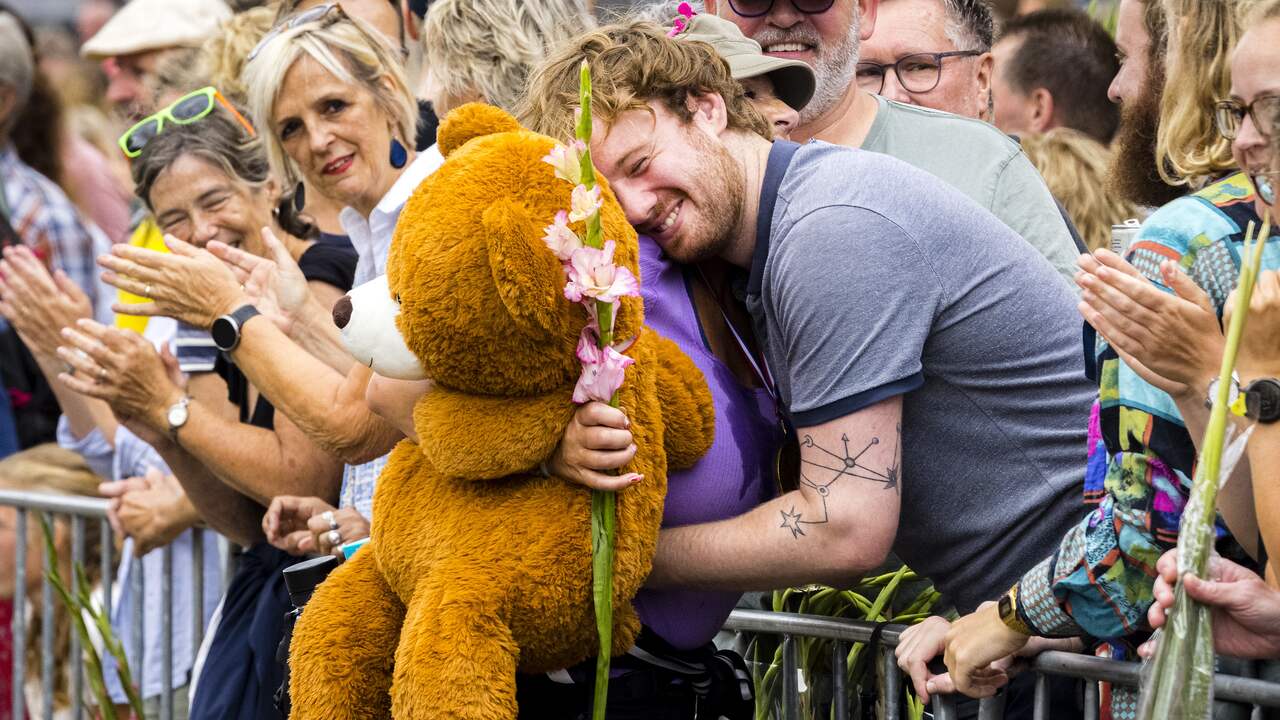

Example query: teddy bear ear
[437,103,524,158]
[482,198,573,334]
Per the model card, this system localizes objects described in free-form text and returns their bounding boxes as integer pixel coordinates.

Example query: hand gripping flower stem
[1138,216,1271,720]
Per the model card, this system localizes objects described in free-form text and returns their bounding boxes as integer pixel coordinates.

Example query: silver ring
[322,510,337,531]
[97,367,107,382]
[327,529,341,546]
[144,283,152,298]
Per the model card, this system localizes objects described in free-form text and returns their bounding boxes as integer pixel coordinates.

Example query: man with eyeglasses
[856,0,994,121]
[705,0,1082,287]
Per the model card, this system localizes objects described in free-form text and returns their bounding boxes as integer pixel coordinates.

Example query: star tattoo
[779,506,806,539]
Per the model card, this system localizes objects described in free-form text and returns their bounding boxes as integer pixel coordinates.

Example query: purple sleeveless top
[631,237,780,650]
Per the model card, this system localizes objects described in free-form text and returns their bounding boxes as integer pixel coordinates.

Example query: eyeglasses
[117,87,256,159]
[855,51,981,95]
[248,2,342,62]
[1214,95,1280,140]
[725,0,836,18]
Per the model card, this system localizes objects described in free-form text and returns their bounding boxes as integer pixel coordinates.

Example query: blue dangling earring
[293,182,306,212]
[389,138,408,169]
[1256,174,1276,206]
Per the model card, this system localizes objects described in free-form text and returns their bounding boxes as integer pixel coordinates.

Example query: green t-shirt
[861,96,1079,290]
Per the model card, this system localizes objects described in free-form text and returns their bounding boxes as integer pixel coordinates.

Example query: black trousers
[516,670,702,720]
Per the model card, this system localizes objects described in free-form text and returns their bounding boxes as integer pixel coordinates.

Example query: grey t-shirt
[862,96,1080,291]
[745,141,1094,612]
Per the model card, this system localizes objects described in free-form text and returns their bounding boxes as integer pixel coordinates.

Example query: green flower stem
[1138,217,1270,719]
[576,59,617,720]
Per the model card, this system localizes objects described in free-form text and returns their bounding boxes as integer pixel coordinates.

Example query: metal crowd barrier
[0,489,227,720]
[9,484,1280,720]
[723,609,1280,719]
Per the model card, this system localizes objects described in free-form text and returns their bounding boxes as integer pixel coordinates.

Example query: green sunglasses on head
[118,86,257,159]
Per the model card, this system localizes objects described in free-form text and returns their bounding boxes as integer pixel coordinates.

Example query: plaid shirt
[1014,173,1268,644]
[0,143,105,313]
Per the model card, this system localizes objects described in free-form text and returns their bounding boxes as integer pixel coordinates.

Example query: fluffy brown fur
[288,104,715,719]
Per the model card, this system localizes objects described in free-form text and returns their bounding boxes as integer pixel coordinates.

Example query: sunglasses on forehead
[118,87,256,159]
[249,2,344,62]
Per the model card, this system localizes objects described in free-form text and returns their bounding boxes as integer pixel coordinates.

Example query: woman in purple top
[631,236,780,649]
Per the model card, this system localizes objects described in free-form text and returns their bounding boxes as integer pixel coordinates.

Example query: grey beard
[799,31,860,126]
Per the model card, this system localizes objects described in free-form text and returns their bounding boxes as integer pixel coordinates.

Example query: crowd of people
[0,0,1274,717]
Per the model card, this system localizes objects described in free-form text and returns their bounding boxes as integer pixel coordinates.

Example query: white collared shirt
[340,143,444,285]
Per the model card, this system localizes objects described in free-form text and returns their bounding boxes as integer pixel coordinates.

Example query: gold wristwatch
[998,585,1032,635]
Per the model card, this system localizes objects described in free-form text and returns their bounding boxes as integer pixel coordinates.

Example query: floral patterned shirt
[1014,173,1268,641]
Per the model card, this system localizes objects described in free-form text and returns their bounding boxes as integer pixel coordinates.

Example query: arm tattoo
[779,424,901,539]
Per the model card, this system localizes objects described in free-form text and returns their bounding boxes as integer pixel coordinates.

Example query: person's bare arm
[143,389,344,507]
[365,375,433,443]
[207,234,355,374]
[648,396,903,590]
[227,314,403,462]
[287,281,355,374]
[1241,425,1280,580]
[126,420,266,547]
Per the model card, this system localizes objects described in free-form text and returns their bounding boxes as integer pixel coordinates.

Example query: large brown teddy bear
[286,104,716,719]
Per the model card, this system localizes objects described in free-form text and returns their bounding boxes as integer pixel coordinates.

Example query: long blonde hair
[1154,0,1258,187]
[1021,128,1141,252]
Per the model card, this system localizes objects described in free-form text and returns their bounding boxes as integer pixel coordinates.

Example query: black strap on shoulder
[748,140,801,297]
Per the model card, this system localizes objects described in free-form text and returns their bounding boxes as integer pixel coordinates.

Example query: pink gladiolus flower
[568,184,602,223]
[542,211,582,261]
[563,240,640,303]
[542,140,585,185]
[573,332,635,403]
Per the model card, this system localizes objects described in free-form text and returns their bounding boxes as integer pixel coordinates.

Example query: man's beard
[1107,72,1184,208]
[753,21,860,126]
[665,128,745,264]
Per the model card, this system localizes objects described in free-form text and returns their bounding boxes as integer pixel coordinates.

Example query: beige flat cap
[81,0,232,60]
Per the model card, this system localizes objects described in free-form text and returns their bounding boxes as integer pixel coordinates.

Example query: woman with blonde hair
[1020,128,1141,252]
[419,0,592,116]
[1155,0,1261,188]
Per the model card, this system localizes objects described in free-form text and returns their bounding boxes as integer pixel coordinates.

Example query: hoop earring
[389,138,408,169]
[293,182,306,212]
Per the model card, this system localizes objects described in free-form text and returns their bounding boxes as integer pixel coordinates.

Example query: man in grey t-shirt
[702,0,1082,289]
[528,21,1093,615]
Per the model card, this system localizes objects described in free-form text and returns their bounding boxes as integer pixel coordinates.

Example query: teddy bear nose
[332,295,353,330]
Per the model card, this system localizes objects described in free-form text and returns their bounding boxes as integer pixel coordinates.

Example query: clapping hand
[99,235,250,329]
[207,226,311,334]
[0,245,93,358]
